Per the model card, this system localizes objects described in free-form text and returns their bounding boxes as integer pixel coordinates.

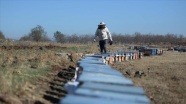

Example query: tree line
[1,25,186,45]
[112,32,186,45]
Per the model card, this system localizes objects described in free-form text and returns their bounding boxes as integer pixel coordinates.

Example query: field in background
[0,41,186,104]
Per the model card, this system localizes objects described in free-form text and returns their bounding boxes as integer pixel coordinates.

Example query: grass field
[0,41,186,104]
[112,51,186,104]
[0,41,99,104]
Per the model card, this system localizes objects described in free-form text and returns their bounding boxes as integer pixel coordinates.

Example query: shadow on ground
[41,67,75,104]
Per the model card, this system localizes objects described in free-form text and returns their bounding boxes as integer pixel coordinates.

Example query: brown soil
[112,51,186,104]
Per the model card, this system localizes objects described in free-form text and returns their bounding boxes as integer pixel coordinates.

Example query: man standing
[94,22,113,53]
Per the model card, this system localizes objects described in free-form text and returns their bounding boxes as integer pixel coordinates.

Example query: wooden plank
[82,56,102,60]
[80,82,145,95]
[78,61,123,76]
[78,72,133,85]
[78,60,105,65]
[74,88,150,103]
[60,94,148,104]
[78,62,109,68]
[88,53,111,58]
[81,66,123,76]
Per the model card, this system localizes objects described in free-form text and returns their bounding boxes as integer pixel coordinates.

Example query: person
[94,22,113,53]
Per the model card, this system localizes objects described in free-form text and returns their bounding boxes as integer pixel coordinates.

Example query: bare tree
[28,25,49,42]
[111,33,186,45]
[54,31,65,43]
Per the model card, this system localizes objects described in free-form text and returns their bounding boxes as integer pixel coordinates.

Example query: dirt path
[112,51,186,104]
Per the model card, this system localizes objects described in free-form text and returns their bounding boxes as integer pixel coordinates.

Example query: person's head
[98,22,106,29]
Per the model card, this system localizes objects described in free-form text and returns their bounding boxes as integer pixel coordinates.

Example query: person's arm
[94,29,99,41]
[106,28,112,41]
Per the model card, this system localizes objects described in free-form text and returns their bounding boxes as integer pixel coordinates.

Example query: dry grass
[112,51,186,104]
[0,49,68,103]
[0,41,99,103]
[1,41,185,104]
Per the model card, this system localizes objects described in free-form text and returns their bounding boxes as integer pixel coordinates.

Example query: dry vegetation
[0,40,186,104]
[112,51,186,104]
[0,41,98,104]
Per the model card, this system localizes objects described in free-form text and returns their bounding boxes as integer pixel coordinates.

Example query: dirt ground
[112,51,186,104]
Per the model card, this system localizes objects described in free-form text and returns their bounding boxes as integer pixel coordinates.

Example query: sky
[0,0,186,40]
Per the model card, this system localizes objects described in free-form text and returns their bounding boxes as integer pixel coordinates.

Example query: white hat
[98,22,106,25]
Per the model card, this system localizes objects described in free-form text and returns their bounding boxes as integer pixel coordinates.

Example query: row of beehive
[142,48,163,56]
[104,52,143,65]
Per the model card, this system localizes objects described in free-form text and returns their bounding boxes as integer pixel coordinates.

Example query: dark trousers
[99,40,107,53]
